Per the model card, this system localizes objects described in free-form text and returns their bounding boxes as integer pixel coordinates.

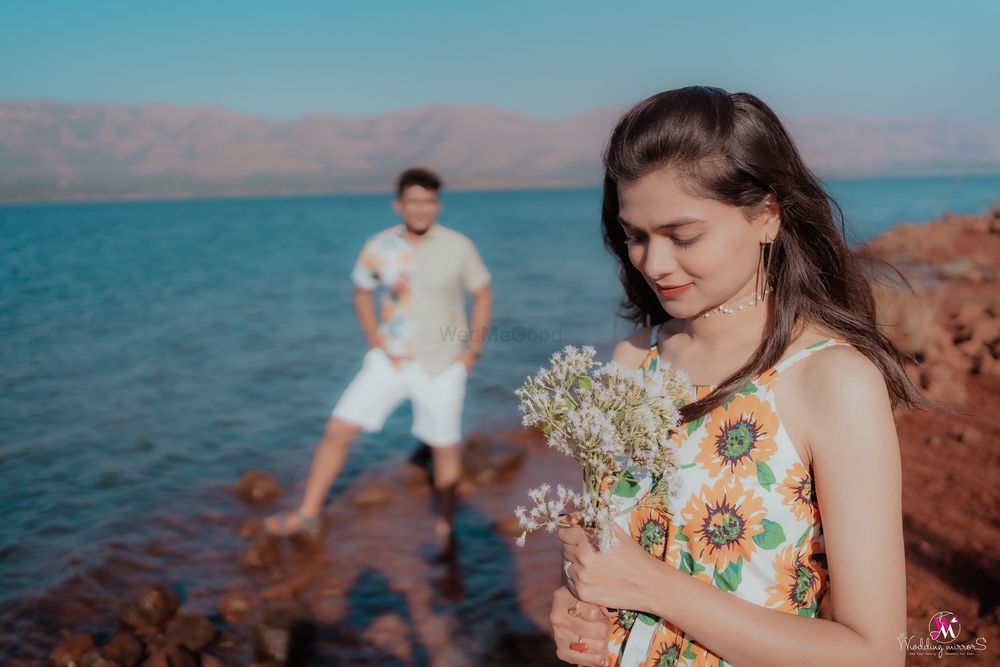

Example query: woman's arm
[562,347,907,666]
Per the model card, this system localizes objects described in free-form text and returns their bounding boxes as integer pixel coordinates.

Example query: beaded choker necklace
[699,286,771,319]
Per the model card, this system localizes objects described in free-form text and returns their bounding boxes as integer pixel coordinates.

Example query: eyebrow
[617,215,706,231]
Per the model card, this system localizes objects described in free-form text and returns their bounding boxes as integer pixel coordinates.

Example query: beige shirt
[351,223,491,375]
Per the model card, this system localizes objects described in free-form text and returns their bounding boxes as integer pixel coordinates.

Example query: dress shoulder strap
[649,323,661,349]
[772,338,851,374]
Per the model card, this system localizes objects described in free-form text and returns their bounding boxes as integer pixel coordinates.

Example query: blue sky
[1,0,998,121]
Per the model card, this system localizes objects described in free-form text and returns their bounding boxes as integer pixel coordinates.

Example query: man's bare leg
[265,417,363,534]
[430,443,462,538]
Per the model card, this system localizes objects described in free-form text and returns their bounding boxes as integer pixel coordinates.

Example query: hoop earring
[756,241,773,304]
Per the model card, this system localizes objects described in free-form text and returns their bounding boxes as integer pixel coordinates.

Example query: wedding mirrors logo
[897,610,988,658]
[929,611,961,644]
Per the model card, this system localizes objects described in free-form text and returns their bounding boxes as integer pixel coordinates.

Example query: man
[265,167,493,541]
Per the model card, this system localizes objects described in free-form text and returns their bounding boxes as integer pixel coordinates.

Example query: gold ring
[567,602,581,618]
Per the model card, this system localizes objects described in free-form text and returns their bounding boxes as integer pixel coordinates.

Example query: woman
[550,87,917,666]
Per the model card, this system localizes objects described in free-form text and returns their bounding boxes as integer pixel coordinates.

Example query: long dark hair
[601,86,926,421]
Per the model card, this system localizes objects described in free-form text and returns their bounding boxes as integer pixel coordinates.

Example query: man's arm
[459,283,493,369]
[353,287,381,349]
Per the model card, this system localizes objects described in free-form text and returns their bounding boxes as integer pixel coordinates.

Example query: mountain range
[2,100,999,202]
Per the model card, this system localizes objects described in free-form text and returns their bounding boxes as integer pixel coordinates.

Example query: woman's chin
[660,301,703,320]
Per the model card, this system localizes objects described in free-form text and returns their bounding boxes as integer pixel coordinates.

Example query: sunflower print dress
[604,325,845,667]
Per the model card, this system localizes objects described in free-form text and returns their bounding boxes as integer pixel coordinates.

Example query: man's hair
[396,167,443,197]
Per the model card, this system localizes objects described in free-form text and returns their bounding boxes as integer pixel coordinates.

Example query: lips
[656,282,693,297]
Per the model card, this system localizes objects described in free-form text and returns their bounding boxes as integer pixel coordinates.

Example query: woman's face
[617,168,778,320]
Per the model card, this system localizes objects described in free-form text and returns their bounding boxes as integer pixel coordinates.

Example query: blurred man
[266,167,493,542]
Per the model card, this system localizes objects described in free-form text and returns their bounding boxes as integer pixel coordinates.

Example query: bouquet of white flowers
[513,345,692,550]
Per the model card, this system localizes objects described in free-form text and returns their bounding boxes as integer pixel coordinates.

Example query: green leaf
[613,477,641,498]
[683,644,697,660]
[686,415,706,436]
[679,551,693,575]
[637,612,659,626]
[739,382,758,395]
[577,376,592,390]
[680,462,697,469]
[756,461,776,491]
[752,518,786,550]
[679,551,704,575]
[795,524,812,548]
[712,557,743,592]
[542,423,552,436]
[797,601,818,617]
[674,525,688,541]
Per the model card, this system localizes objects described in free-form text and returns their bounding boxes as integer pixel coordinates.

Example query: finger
[557,525,585,545]
[577,601,609,623]
[555,642,607,666]
[553,623,609,645]
[561,543,583,566]
[550,608,609,639]
[557,511,583,527]
[564,574,580,601]
[552,585,573,605]
[569,618,611,639]
[553,629,608,661]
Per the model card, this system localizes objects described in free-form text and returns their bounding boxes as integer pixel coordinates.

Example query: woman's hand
[549,585,610,666]
[559,522,663,612]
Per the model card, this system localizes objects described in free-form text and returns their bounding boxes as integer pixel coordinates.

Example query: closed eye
[673,235,701,248]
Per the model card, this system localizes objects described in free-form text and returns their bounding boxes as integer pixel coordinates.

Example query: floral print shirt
[605,326,843,667]
[351,224,491,374]
[352,226,417,359]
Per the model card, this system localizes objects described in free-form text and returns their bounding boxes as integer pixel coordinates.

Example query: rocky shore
[866,205,1000,665]
[5,207,998,667]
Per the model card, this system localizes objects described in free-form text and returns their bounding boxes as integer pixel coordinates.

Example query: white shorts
[331,347,467,447]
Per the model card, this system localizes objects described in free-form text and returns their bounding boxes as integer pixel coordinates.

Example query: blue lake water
[1,174,999,606]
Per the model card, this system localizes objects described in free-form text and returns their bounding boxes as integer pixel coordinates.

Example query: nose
[638,237,681,281]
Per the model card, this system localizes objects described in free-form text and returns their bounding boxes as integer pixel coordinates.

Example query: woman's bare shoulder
[612,326,654,369]
[793,338,895,459]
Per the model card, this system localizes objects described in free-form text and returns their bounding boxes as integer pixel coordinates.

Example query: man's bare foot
[263,508,321,537]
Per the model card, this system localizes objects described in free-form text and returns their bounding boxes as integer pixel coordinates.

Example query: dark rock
[462,433,526,484]
[139,644,198,667]
[198,654,227,667]
[117,584,181,630]
[81,651,115,667]
[360,613,412,662]
[252,600,317,665]
[238,534,281,570]
[164,613,218,652]
[49,634,95,667]
[493,516,523,537]
[234,470,283,505]
[101,634,144,667]
[238,518,262,539]
[352,483,394,509]
[218,591,255,623]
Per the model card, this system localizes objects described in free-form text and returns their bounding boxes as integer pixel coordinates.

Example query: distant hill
[1,100,999,202]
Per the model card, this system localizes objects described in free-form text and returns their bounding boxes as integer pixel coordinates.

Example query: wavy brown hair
[601,86,926,421]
